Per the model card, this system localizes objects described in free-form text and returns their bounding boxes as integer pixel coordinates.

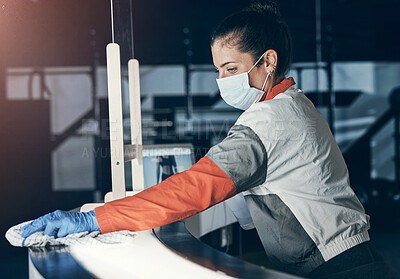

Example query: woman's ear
[264,49,278,74]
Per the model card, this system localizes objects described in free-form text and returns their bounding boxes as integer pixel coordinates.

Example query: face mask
[216,53,270,110]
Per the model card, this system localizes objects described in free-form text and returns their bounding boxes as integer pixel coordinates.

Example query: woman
[21,1,397,277]
[156,155,177,184]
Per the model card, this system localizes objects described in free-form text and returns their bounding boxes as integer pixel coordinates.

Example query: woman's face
[211,39,270,92]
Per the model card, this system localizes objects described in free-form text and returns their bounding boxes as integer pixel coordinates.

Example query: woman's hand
[21,210,100,238]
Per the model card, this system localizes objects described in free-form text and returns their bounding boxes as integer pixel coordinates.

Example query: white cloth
[6,220,137,247]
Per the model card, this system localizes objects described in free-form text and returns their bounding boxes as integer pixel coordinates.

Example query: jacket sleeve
[95,124,267,234]
[95,156,237,233]
[206,124,267,193]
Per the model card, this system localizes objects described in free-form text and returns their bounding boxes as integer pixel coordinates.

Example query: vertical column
[395,113,400,188]
[128,59,144,190]
[106,43,126,200]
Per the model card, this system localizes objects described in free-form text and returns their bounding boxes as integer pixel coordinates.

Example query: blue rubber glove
[21,210,100,238]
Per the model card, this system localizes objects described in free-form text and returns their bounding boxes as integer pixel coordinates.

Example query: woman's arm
[22,124,267,237]
[95,156,237,233]
[95,123,267,234]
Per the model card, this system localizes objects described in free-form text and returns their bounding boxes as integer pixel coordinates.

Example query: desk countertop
[29,221,301,279]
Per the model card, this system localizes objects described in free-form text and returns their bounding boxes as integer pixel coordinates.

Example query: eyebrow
[217,61,237,68]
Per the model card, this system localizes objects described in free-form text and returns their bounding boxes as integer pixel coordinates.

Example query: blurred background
[0,0,399,277]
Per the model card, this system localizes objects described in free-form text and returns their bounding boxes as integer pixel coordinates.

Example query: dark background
[0,0,399,70]
[0,0,400,277]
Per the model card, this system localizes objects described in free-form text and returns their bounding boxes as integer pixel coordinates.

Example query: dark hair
[210,0,292,78]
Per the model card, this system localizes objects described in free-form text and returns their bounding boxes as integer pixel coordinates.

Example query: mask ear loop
[262,64,276,99]
[261,72,271,91]
[248,53,266,73]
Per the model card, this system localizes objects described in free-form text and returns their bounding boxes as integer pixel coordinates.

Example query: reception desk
[28,220,302,279]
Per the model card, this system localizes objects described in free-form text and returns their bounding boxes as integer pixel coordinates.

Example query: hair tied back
[210,0,292,77]
[246,0,281,20]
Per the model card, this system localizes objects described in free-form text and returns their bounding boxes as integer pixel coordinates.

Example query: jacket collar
[259,77,296,102]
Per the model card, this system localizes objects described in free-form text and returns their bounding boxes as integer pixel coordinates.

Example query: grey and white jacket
[206,85,370,276]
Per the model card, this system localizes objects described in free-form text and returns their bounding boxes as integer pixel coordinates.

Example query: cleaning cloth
[6,220,136,247]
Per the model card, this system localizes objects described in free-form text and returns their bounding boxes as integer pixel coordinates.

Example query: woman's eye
[215,69,219,73]
[227,68,237,73]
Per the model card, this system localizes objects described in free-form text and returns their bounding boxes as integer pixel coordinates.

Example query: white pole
[106,43,126,200]
[128,59,144,191]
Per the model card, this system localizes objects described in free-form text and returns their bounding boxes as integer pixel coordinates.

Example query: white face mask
[216,53,270,110]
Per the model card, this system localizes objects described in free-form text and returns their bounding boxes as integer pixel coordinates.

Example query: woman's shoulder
[234,101,278,129]
[235,87,312,128]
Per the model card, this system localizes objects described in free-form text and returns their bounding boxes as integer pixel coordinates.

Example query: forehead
[211,39,253,67]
